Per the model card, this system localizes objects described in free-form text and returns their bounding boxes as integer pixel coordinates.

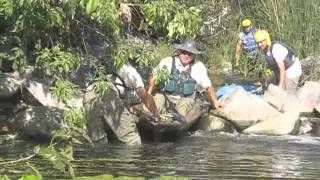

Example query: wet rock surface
[9,106,65,140]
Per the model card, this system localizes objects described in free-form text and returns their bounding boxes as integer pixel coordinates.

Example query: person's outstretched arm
[207,86,223,110]
[235,39,243,62]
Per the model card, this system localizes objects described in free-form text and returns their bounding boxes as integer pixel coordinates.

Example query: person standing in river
[84,61,161,146]
[147,39,223,123]
[254,29,302,94]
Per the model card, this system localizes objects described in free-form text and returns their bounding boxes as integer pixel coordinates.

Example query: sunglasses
[180,50,193,56]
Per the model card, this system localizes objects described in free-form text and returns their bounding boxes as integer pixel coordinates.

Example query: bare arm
[207,86,223,110]
[235,39,243,61]
[136,87,161,120]
[276,60,285,89]
[147,76,156,95]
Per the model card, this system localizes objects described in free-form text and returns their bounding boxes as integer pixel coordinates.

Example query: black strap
[170,56,176,74]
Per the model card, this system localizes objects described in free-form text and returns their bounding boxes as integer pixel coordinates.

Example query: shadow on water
[1,131,320,179]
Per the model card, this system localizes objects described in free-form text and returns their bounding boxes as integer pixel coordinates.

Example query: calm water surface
[1,132,320,179]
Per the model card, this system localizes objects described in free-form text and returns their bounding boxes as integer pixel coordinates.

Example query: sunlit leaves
[51,79,78,105]
[18,175,40,180]
[0,0,14,18]
[34,145,74,178]
[143,0,202,39]
[64,107,86,129]
[87,0,120,36]
[152,67,170,85]
[86,0,99,15]
[143,0,175,30]
[48,7,64,27]
[92,75,112,98]
[113,37,155,69]
[35,44,82,76]
[167,7,202,38]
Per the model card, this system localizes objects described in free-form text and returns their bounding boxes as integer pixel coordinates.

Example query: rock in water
[9,106,66,140]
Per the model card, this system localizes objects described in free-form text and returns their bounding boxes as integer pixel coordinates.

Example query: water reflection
[1,132,320,179]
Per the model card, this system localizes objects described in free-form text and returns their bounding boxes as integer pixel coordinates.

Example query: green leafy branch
[152,67,170,85]
[84,0,121,36]
[34,144,75,178]
[143,0,202,39]
[35,43,82,76]
[167,7,202,38]
[50,79,79,105]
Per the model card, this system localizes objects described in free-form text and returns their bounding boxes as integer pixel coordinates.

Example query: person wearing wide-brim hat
[174,39,202,55]
[147,39,223,123]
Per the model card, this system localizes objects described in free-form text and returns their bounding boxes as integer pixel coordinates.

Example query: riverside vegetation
[1,0,320,179]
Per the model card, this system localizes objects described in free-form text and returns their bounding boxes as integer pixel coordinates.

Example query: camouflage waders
[84,86,141,146]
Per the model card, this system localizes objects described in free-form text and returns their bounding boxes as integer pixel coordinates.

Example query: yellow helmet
[254,30,271,45]
[242,18,252,27]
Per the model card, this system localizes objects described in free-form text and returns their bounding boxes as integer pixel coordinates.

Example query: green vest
[164,57,197,97]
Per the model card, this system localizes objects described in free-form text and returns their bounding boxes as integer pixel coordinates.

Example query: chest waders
[162,57,198,124]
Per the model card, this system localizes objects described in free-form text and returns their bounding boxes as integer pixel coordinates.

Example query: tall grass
[194,0,320,78]
[238,0,320,58]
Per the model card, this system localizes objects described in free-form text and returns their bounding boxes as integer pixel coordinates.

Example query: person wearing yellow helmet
[235,18,258,65]
[254,30,302,94]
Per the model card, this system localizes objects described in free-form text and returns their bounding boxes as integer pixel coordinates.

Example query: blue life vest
[241,27,257,53]
[264,41,296,74]
[164,57,197,97]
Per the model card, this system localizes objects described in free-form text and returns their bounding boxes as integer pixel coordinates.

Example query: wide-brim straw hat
[174,39,202,54]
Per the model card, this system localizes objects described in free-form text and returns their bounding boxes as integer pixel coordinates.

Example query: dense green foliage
[1,0,320,179]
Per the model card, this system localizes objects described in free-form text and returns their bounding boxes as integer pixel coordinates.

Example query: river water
[1,131,320,179]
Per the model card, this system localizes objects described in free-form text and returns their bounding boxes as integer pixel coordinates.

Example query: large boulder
[197,113,236,133]
[264,84,303,112]
[297,81,320,113]
[243,111,301,135]
[216,89,280,131]
[0,72,24,98]
[9,106,66,140]
[23,80,84,110]
[300,55,320,78]
[315,102,320,115]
